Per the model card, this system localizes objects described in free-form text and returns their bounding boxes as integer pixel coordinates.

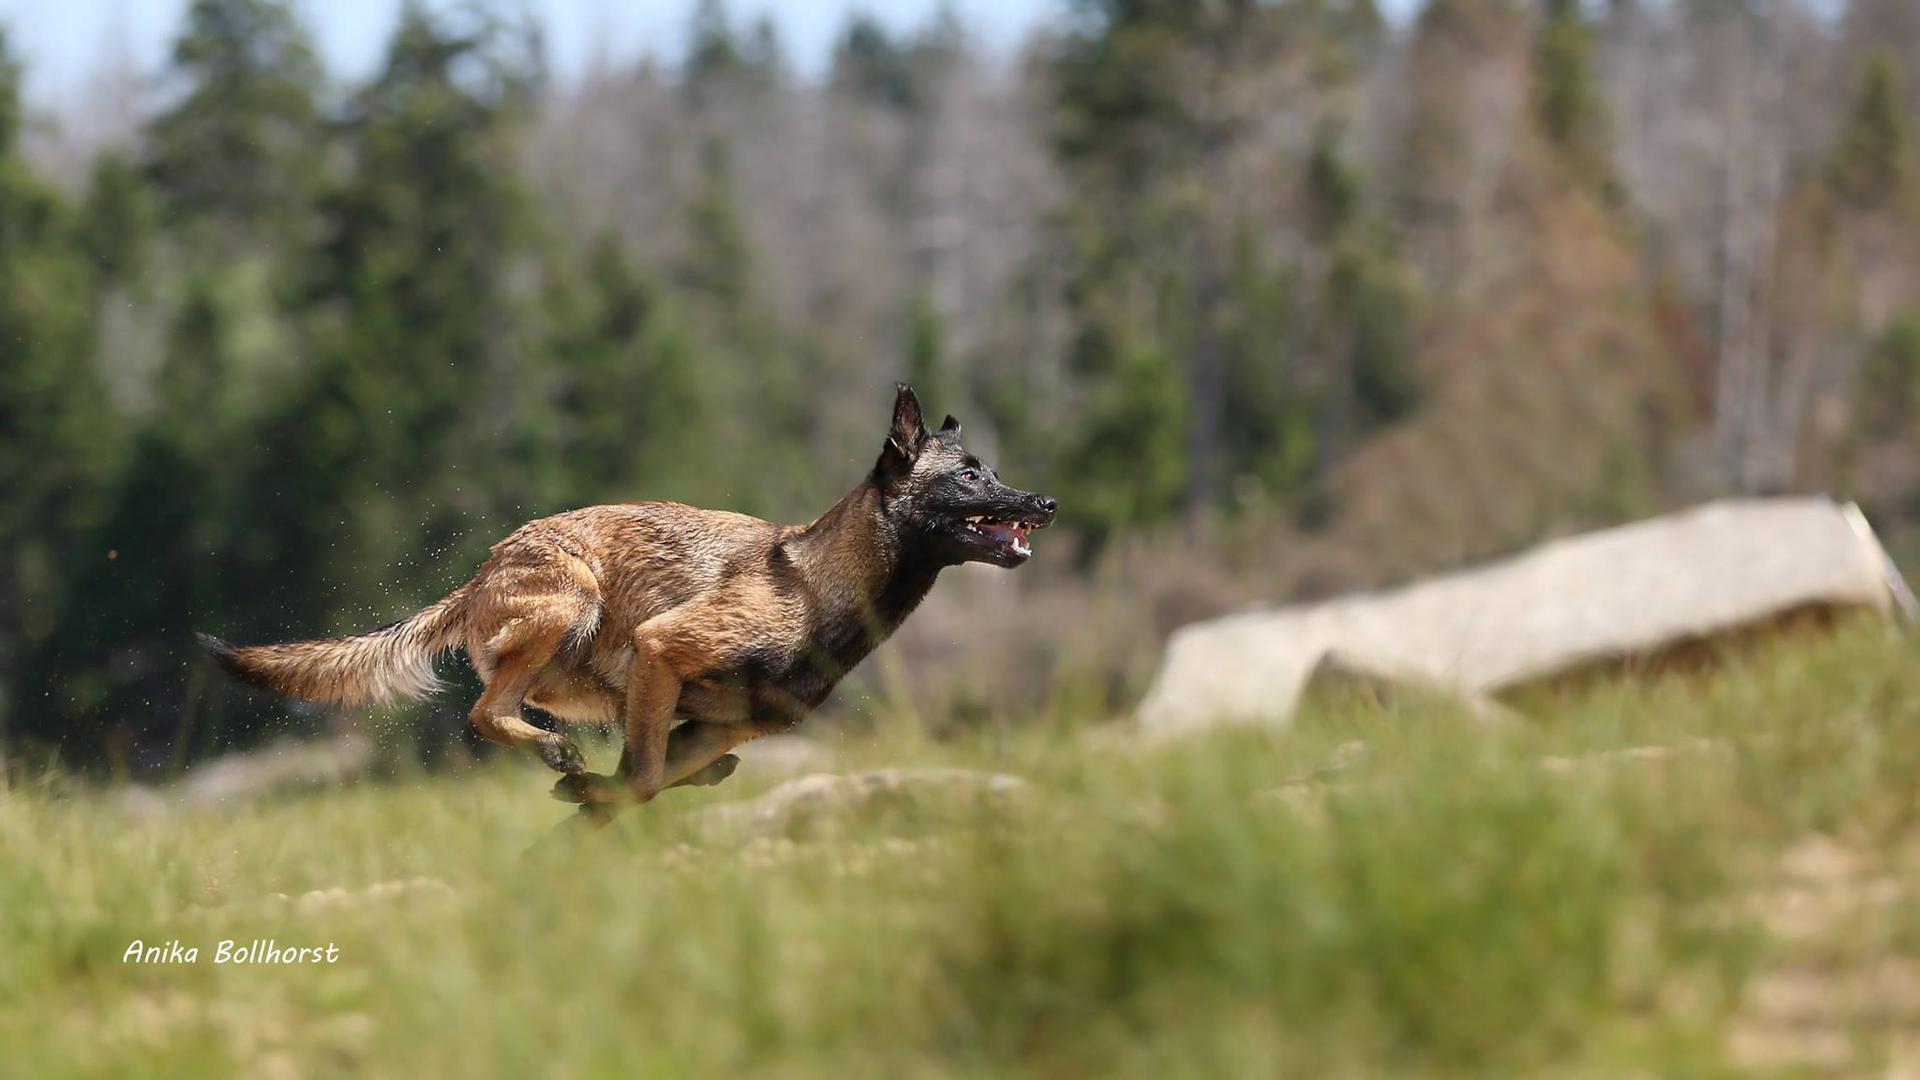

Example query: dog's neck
[785,480,941,632]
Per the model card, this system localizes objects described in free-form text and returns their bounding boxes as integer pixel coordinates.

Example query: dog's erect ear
[890,384,928,448]
[939,414,961,437]
[878,383,928,473]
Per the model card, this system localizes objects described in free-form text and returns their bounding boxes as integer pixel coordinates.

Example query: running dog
[202,385,1056,822]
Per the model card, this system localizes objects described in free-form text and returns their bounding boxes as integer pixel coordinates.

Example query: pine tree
[280,5,545,625]
[1221,225,1310,505]
[905,292,954,412]
[688,0,740,84]
[78,153,154,285]
[1856,315,1920,436]
[19,276,245,767]
[145,0,324,247]
[831,11,960,113]
[0,33,114,748]
[1817,54,1920,507]
[542,235,717,507]
[1300,121,1422,478]
[678,142,753,312]
[673,141,826,518]
[1048,1,1216,534]
[1062,320,1191,535]
[1533,0,1614,191]
[1048,1,1387,535]
[685,0,780,106]
[833,14,918,110]
[1828,53,1917,214]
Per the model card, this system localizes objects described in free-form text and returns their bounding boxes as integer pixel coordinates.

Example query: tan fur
[203,584,473,706]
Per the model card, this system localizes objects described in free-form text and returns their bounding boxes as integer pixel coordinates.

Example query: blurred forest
[5,0,1920,775]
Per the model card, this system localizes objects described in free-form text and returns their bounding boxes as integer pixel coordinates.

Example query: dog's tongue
[980,521,1029,546]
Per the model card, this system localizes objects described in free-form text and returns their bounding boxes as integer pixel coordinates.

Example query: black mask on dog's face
[872,385,1057,568]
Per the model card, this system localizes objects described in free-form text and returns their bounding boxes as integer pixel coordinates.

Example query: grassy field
[9,622,1920,1076]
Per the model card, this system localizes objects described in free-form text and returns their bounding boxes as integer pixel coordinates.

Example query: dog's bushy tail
[199,583,474,707]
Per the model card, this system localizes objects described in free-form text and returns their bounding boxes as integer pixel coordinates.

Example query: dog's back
[481,501,787,628]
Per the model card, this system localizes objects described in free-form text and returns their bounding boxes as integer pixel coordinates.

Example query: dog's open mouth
[957,515,1045,560]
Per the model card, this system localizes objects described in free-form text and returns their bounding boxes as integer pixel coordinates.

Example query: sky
[0,0,1050,105]
[0,0,1422,106]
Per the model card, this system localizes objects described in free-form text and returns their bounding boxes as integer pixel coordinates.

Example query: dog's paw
[539,738,587,775]
[550,773,592,803]
[551,772,618,805]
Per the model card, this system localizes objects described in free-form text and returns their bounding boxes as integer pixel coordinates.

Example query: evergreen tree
[19,277,246,767]
[905,293,953,412]
[1049,0,1381,536]
[542,236,715,507]
[1856,315,1920,437]
[1817,55,1920,508]
[1332,239,1422,430]
[688,0,740,83]
[1221,226,1310,504]
[1534,0,1614,191]
[673,143,825,518]
[833,14,918,110]
[0,34,114,748]
[685,0,780,105]
[281,5,545,625]
[78,153,155,285]
[1300,122,1422,478]
[1305,121,1363,242]
[145,0,324,247]
[1828,53,1917,214]
[831,10,962,113]
[1062,320,1191,533]
[678,142,753,312]
[1048,1,1217,535]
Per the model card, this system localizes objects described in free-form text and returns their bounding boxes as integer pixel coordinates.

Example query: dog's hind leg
[469,622,602,777]
[552,721,747,811]
[470,635,589,774]
[465,556,603,774]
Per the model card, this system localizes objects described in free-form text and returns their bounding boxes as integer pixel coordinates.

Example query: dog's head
[873,384,1057,568]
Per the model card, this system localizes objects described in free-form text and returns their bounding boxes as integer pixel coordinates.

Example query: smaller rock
[691,767,1026,840]
[733,734,836,777]
[1538,737,1730,775]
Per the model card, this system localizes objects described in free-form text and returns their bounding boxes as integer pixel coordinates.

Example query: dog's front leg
[623,629,681,803]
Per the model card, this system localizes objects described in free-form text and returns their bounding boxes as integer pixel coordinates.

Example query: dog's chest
[689,564,941,726]
[674,644,865,728]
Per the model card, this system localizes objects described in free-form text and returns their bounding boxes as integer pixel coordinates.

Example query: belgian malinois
[202,385,1056,821]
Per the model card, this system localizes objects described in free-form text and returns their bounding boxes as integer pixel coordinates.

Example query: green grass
[9,622,1920,1076]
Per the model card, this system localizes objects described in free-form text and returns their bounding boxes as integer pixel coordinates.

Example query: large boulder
[1137,498,1915,737]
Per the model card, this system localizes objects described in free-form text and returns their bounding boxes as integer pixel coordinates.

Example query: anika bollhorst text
[122,939,340,964]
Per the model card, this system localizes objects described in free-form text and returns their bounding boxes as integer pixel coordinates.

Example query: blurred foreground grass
[10,622,1920,1075]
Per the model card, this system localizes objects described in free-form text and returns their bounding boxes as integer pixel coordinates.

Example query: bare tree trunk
[1710,5,1789,494]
